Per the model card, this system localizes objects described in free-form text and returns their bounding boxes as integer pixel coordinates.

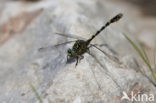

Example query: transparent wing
[89,44,121,64]
[87,51,122,90]
[38,40,76,52]
[39,32,87,52]
[55,33,86,40]
[99,44,117,55]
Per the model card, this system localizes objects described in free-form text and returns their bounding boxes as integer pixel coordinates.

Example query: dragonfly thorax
[67,40,88,58]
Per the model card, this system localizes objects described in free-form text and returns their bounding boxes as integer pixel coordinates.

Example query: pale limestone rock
[0,0,155,103]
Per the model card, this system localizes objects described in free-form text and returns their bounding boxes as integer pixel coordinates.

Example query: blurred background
[111,0,156,65]
[0,0,156,102]
[0,0,155,64]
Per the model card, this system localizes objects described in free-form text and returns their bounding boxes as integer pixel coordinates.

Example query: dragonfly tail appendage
[86,13,123,45]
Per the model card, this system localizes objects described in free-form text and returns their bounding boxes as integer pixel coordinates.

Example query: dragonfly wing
[38,40,76,52]
[89,44,121,64]
[55,33,86,40]
[99,44,117,55]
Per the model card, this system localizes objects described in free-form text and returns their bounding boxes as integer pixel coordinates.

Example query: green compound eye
[71,50,75,56]
[67,49,71,54]
[67,49,75,56]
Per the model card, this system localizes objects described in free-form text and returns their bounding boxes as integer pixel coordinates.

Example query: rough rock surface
[0,0,155,103]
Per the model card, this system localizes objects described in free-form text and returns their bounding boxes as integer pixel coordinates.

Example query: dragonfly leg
[87,48,90,54]
[75,56,79,67]
[79,55,84,63]
[75,55,84,67]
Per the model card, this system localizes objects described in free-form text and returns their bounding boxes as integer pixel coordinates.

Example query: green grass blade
[139,42,150,65]
[152,72,156,82]
[154,48,156,71]
[138,41,153,72]
[123,33,156,82]
[30,83,43,103]
[122,33,150,68]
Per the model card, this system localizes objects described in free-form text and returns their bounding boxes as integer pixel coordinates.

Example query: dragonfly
[39,13,123,66]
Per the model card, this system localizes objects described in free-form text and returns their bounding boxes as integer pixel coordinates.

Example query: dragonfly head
[67,48,76,58]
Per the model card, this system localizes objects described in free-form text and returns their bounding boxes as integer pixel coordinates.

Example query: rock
[0,0,155,103]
